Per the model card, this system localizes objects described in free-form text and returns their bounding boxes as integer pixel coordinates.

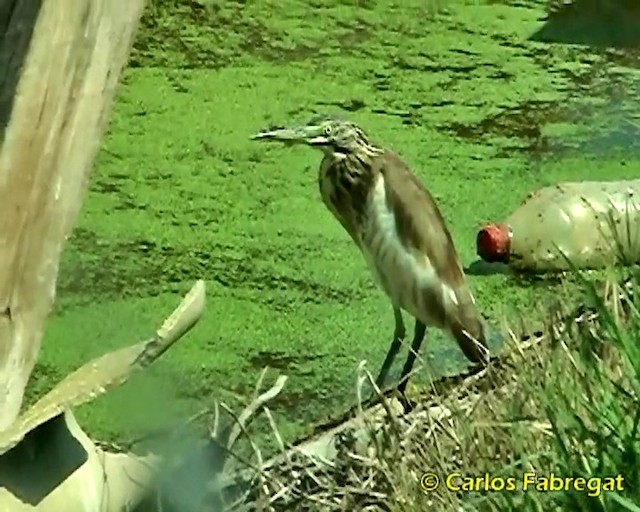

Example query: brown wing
[378,151,488,363]
[379,151,467,291]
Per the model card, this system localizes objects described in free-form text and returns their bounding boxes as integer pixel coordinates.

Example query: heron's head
[251,116,377,157]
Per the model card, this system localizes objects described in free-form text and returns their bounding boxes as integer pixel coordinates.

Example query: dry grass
[189,269,640,512]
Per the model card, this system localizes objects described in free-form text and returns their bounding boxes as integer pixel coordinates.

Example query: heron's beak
[250,125,328,146]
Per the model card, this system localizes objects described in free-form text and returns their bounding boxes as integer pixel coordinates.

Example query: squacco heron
[252,116,489,393]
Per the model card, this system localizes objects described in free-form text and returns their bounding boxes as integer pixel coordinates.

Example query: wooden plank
[0,0,146,429]
[0,280,206,511]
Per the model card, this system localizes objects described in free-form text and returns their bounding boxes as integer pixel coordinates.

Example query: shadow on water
[576,118,640,155]
[59,228,365,308]
[131,0,372,69]
[440,97,640,160]
[434,0,640,160]
[248,350,322,372]
[466,259,566,290]
[530,0,640,48]
[437,97,609,159]
[465,259,510,277]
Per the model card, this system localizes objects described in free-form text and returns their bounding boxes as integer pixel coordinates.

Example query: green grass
[26,0,640,458]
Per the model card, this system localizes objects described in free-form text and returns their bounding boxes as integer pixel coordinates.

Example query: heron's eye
[324,126,332,136]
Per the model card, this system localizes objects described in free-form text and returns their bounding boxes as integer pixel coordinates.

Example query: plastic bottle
[476,179,640,272]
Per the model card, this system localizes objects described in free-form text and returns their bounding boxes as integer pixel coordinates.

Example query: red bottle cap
[476,223,511,263]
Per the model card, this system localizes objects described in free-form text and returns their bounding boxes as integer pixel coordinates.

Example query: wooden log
[0,0,146,429]
[0,279,206,511]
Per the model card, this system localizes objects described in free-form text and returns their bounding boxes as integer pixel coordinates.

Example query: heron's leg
[375,305,405,388]
[397,319,427,394]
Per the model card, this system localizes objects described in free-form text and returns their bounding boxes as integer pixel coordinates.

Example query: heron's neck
[321,143,384,165]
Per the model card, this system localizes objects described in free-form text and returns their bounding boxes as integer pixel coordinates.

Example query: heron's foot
[396,321,427,395]
[375,331,405,389]
[375,306,406,391]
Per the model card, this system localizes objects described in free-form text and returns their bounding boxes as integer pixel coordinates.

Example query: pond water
[28,0,640,452]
